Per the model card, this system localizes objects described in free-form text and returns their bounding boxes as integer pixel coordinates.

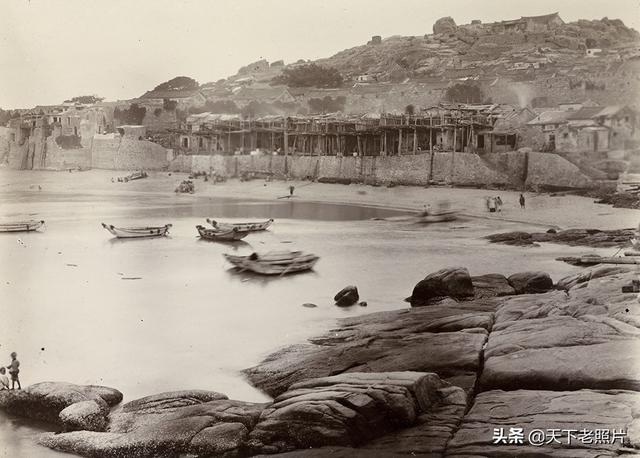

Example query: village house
[476,106,541,153]
[491,12,564,34]
[529,104,638,155]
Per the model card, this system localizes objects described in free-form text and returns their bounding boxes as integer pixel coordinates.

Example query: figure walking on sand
[289,185,295,197]
[519,193,526,209]
[7,352,20,390]
[495,196,503,212]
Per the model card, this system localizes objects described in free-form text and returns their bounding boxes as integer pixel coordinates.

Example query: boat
[631,238,640,250]
[116,171,148,182]
[196,225,249,241]
[415,210,459,223]
[0,220,45,232]
[223,250,319,275]
[102,223,171,238]
[206,218,274,232]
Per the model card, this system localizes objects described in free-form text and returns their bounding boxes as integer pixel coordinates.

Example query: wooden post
[413,128,417,154]
[429,116,433,155]
[398,129,402,156]
[357,135,362,156]
[284,117,289,156]
[383,131,387,155]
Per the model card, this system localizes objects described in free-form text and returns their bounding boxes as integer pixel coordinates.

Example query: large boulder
[471,274,516,298]
[244,302,493,397]
[334,285,359,307]
[433,16,457,35]
[507,271,553,294]
[40,390,267,457]
[247,372,458,453]
[409,267,474,306]
[0,382,122,424]
[59,400,108,432]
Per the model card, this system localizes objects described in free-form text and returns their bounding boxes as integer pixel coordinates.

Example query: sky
[1,0,639,109]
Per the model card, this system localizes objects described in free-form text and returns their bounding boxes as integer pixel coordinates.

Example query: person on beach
[488,197,496,213]
[519,193,526,209]
[0,368,9,390]
[7,352,20,390]
[495,196,503,212]
[289,185,295,196]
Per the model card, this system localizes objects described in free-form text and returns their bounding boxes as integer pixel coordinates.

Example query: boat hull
[197,225,249,241]
[224,252,319,275]
[207,218,273,232]
[416,211,458,223]
[102,223,171,238]
[0,220,45,232]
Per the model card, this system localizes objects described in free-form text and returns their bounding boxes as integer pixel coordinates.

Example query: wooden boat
[206,218,274,232]
[196,225,249,241]
[102,223,171,238]
[0,220,45,232]
[416,210,458,223]
[224,250,319,275]
[117,171,148,182]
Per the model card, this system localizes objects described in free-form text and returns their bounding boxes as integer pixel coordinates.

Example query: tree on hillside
[405,104,415,115]
[64,95,104,104]
[153,76,199,92]
[272,64,343,88]
[444,83,485,104]
[307,96,346,114]
[114,103,147,125]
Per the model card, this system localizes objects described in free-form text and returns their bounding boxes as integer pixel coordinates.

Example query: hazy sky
[1,0,638,108]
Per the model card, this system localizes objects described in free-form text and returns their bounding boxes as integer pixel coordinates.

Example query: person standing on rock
[0,367,9,390]
[7,352,20,390]
[519,193,526,209]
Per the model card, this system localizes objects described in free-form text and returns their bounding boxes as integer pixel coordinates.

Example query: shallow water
[0,184,602,457]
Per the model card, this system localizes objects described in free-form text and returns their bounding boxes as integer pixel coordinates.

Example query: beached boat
[102,223,171,238]
[206,218,274,232]
[224,250,319,275]
[197,225,249,241]
[0,220,45,233]
[416,210,459,223]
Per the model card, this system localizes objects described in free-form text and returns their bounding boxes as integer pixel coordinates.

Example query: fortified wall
[4,132,171,171]
[169,151,594,191]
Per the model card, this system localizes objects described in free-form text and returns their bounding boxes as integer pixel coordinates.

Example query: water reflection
[223,266,320,285]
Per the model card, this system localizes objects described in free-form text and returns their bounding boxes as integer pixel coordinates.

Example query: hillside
[159,13,640,115]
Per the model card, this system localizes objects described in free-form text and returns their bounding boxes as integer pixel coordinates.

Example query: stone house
[527,110,573,151]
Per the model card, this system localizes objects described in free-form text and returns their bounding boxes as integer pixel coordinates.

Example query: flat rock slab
[486,228,635,248]
[245,304,493,397]
[471,274,516,298]
[40,390,267,457]
[446,389,640,457]
[0,382,122,424]
[482,269,640,391]
[248,371,464,454]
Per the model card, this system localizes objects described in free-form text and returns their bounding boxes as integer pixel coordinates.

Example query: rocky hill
[194,13,640,114]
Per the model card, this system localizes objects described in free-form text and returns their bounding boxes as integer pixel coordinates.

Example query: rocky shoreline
[1,264,639,456]
[486,227,636,248]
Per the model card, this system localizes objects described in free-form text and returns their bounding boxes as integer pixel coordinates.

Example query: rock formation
[7,266,640,457]
[487,228,635,248]
[433,16,457,35]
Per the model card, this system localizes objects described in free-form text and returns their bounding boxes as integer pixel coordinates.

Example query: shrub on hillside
[272,63,343,88]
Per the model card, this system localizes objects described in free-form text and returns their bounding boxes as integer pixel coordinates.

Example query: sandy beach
[1,168,638,230]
